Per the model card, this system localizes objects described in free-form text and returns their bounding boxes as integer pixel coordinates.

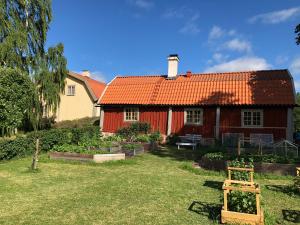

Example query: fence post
[237,138,241,156]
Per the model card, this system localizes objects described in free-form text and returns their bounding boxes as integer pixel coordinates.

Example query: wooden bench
[176,134,201,150]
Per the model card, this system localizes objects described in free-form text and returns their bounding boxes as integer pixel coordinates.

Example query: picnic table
[176,134,202,150]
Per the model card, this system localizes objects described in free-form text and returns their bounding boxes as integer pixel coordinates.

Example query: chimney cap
[168,54,179,58]
[81,70,91,77]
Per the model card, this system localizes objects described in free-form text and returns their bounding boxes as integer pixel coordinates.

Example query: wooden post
[256,192,260,215]
[224,190,228,211]
[31,138,40,170]
[237,138,241,156]
[167,107,172,136]
[250,171,254,184]
[215,107,220,140]
[228,169,231,180]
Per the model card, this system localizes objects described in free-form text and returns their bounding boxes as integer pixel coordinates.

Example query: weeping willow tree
[0,0,68,169]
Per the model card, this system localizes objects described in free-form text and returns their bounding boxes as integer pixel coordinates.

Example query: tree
[0,67,36,136]
[295,24,300,45]
[0,0,68,169]
[294,92,300,131]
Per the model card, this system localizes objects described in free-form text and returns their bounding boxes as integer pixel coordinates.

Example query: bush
[149,131,162,142]
[166,133,180,145]
[116,122,151,141]
[135,134,150,143]
[228,191,256,214]
[0,136,34,160]
[0,126,101,161]
[203,152,225,160]
[122,143,142,151]
[52,117,99,128]
[51,144,108,155]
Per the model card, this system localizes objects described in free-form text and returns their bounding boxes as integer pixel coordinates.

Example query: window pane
[125,108,138,121]
[186,111,193,123]
[243,111,252,126]
[252,112,261,126]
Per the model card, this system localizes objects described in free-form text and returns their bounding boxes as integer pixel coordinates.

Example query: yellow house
[54,71,106,122]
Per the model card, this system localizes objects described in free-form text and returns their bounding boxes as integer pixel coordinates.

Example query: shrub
[0,136,34,160]
[0,126,101,161]
[51,144,108,155]
[122,143,142,151]
[135,134,150,143]
[116,122,151,141]
[52,117,99,128]
[149,131,162,142]
[228,191,256,214]
[166,133,180,145]
[103,135,123,142]
[203,152,225,160]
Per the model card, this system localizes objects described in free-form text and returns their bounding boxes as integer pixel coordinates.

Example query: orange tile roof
[99,70,296,106]
[69,72,106,100]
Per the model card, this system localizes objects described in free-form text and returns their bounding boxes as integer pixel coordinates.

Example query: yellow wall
[55,76,99,122]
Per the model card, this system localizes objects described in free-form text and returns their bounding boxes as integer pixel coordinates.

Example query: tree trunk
[31,138,40,170]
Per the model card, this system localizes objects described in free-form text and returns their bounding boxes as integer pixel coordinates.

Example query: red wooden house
[98,55,296,143]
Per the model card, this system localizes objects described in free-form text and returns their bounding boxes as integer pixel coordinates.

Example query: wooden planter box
[121,145,144,157]
[221,179,264,225]
[49,152,125,163]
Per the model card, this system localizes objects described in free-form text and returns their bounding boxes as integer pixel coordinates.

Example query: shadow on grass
[265,184,298,196]
[150,146,197,161]
[203,180,223,190]
[282,209,300,223]
[188,201,221,223]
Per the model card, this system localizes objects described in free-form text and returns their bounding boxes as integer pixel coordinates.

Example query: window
[124,108,139,121]
[184,108,203,125]
[242,110,263,127]
[67,85,75,96]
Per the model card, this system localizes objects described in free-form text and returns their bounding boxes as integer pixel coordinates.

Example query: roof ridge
[114,69,289,79]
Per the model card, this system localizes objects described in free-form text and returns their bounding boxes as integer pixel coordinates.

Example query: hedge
[0,126,100,160]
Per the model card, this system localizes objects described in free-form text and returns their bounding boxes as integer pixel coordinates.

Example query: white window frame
[241,109,263,127]
[67,85,75,96]
[124,107,139,122]
[184,108,203,125]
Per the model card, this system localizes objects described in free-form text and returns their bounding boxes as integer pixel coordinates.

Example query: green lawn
[0,148,299,225]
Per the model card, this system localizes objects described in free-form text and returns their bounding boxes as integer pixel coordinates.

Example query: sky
[47,0,300,90]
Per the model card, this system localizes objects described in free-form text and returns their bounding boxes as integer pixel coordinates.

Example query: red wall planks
[103,106,168,134]
[102,105,288,140]
[171,107,216,137]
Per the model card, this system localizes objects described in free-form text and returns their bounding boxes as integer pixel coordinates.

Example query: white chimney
[81,70,90,77]
[167,54,179,78]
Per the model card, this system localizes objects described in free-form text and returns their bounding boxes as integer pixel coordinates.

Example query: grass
[0,148,299,225]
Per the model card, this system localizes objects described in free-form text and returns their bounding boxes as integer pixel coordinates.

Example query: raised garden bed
[199,156,300,176]
[49,152,125,163]
[121,143,144,157]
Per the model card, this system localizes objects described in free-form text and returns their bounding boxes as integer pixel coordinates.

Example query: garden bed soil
[199,156,300,176]
[49,152,125,163]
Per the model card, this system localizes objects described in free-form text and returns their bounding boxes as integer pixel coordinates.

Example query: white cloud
[205,56,271,73]
[222,38,252,53]
[249,7,300,24]
[275,55,289,65]
[179,14,200,35]
[290,57,300,75]
[90,71,106,83]
[162,7,185,19]
[212,53,228,63]
[208,26,224,40]
[128,0,154,10]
